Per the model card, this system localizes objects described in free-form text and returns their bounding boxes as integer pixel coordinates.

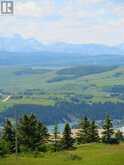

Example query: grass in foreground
[0,143,124,165]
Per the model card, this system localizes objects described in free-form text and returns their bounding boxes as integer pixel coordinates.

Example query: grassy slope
[77,67,124,103]
[0,66,117,92]
[0,66,124,111]
[1,143,124,165]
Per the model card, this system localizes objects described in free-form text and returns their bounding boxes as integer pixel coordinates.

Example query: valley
[0,65,124,125]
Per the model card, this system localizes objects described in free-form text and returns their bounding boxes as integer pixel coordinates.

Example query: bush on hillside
[0,140,9,157]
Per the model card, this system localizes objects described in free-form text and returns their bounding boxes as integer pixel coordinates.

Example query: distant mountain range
[0,34,44,52]
[0,34,124,55]
[0,35,124,66]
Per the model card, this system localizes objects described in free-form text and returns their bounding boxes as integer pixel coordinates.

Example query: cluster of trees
[0,114,123,157]
[0,114,49,156]
[77,116,123,144]
[77,117,99,144]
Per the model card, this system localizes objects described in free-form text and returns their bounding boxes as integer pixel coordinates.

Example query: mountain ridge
[0,34,124,55]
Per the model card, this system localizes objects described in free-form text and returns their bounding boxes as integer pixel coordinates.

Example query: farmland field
[0,65,124,103]
[0,65,124,124]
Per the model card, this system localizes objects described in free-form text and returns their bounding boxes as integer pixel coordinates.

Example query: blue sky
[54,0,64,6]
[0,0,124,45]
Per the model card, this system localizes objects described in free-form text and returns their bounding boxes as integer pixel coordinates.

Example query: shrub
[0,140,9,157]
[38,144,47,152]
[109,138,119,144]
[65,154,82,161]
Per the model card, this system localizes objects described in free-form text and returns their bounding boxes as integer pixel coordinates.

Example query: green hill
[0,65,124,124]
[1,143,124,165]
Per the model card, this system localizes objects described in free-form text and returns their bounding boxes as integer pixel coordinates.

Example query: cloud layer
[0,0,124,45]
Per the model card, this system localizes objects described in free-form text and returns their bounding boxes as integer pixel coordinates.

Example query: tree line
[2,102,124,125]
[0,114,123,156]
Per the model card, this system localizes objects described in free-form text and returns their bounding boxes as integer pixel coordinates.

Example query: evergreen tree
[89,121,99,143]
[115,130,123,142]
[53,124,59,152]
[35,121,49,146]
[62,123,74,149]
[2,120,15,153]
[77,117,91,143]
[18,114,49,151]
[102,115,114,143]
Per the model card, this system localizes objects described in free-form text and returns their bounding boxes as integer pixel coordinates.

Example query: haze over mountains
[0,34,124,55]
[0,35,124,66]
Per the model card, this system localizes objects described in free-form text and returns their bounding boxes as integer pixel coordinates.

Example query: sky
[0,0,124,45]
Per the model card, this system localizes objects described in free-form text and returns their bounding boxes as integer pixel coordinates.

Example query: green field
[0,143,124,165]
[0,65,124,106]
[0,65,124,124]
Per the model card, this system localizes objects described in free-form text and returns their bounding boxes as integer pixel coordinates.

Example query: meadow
[0,143,124,165]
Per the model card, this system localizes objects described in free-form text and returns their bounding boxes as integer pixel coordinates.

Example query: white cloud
[0,0,124,45]
[15,0,54,17]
